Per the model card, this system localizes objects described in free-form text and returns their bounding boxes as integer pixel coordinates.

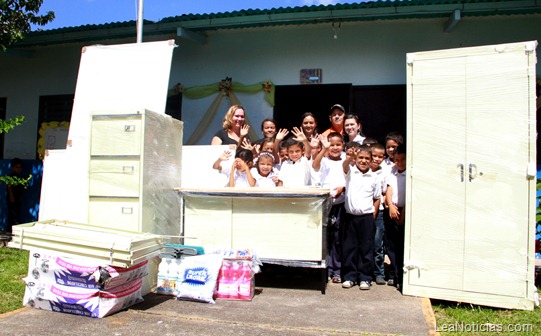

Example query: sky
[33,0,359,31]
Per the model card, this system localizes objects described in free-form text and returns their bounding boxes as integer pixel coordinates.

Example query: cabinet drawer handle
[124,124,136,132]
[122,207,133,214]
[122,166,135,174]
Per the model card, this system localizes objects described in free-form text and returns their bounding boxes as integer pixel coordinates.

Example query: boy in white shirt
[277,127,311,187]
[369,143,387,285]
[312,132,346,283]
[384,145,407,289]
[341,145,381,290]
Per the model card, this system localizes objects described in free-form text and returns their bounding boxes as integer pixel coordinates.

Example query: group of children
[212,105,407,290]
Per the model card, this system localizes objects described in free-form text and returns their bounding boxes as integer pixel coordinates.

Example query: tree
[0,0,55,51]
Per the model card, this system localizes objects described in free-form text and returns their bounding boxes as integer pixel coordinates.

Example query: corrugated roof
[16,0,541,47]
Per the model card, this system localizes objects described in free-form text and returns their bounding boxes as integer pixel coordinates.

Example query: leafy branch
[0,174,32,188]
[0,116,25,134]
[1,115,30,186]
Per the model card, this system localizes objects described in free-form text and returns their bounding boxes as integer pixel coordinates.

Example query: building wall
[1,14,540,157]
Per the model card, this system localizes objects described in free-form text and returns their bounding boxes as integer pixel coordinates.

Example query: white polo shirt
[344,165,381,215]
[279,156,311,187]
[317,155,346,204]
[385,166,406,207]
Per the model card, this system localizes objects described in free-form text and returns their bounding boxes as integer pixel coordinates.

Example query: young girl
[251,152,282,187]
[212,149,256,187]
[278,127,312,187]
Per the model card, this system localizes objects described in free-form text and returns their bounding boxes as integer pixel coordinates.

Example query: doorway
[273,84,406,144]
[273,84,351,134]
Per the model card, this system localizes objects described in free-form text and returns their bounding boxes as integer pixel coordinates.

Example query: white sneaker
[359,281,371,290]
[342,280,355,289]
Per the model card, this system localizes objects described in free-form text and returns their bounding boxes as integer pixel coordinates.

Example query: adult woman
[343,114,365,144]
[300,112,318,141]
[211,105,250,146]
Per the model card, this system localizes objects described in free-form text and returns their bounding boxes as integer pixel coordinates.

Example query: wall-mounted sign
[300,69,322,84]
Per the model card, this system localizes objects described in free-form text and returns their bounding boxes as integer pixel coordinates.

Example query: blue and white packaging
[176,254,223,304]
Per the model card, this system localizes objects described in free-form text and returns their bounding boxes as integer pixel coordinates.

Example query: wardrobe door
[406,56,467,289]
[462,50,533,297]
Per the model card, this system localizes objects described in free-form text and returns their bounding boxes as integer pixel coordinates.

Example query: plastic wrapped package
[403,41,538,310]
[178,188,331,263]
[26,249,148,290]
[176,254,224,304]
[88,110,183,235]
[215,259,255,301]
[23,277,143,318]
[9,220,164,268]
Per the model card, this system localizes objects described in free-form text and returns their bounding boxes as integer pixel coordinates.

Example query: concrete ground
[0,266,437,336]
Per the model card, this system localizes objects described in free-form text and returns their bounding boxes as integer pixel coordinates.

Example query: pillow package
[176,254,223,304]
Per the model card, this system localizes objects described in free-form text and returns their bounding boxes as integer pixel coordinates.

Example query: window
[36,95,74,159]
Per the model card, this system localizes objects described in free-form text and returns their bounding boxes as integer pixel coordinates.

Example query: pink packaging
[27,249,148,290]
[23,277,143,318]
[215,259,254,301]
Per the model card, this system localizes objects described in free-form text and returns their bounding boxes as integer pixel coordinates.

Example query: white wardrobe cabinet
[403,41,537,310]
[88,110,183,235]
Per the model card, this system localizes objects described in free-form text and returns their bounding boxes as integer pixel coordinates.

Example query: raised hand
[253,144,261,156]
[220,150,232,161]
[291,126,307,142]
[241,138,254,151]
[319,134,331,150]
[240,124,250,137]
[276,128,289,141]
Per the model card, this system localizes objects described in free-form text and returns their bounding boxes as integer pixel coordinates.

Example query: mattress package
[27,249,149,290]
[23,277,143,318]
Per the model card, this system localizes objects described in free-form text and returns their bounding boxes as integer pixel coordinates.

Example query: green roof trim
[15,0,541,47]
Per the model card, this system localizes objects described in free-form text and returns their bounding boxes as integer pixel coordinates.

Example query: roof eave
[10,0,541,48]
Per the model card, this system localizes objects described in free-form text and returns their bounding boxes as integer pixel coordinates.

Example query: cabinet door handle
[457,163,464,182]
[124,124,136,132]
[122,166,135,174]
[468,163,477,182]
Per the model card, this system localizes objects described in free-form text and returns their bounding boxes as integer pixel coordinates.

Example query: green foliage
[0,116,29,186]
[0,248,28,314]
[0,174,32,187]
[0,0,55,51]
[0,115,25,134]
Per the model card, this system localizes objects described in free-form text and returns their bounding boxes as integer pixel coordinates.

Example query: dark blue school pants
[341,213,375,283]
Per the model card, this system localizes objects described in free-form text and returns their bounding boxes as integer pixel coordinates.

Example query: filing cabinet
[89,110,183,235]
